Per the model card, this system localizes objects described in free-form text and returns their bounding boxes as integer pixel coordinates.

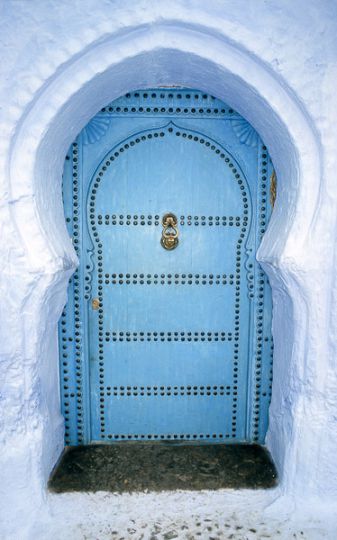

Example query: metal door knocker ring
[161,213,179,250]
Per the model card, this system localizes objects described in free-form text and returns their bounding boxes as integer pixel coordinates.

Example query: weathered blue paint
[59,89,274,445]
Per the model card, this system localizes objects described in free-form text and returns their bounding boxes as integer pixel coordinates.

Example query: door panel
[59,89,274,445]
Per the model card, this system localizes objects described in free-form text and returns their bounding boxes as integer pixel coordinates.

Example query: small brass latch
[270,170,277,209]
[161,213,179,250]
[92,298,100,310]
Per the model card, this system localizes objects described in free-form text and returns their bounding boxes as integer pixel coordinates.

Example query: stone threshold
[48,442,277,493]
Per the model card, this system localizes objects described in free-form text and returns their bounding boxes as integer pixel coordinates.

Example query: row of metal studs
[103,274,235,285]
[103,433,231,440]
[61,153,75,444]
[105,386,233,397]
[252,146,274,441]
[60,311,70,443]
[61,154,74,444]
[101,106,230,115]
[265,158,274,411]
[101,89,234,109]
[112,91,222,101]
[232,237,241,438]
[72,142,85,444]
[59,156,72,451]
[104,272,234,278]
[104,331,232,342]
[105,384,232,391]
[96,238,105,435]
[62,143,85,444]
[253,145,267,439]
[97,215,241,226]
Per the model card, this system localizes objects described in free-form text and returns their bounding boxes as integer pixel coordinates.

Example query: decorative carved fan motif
[231,118,258,147]
[82,113,111,145]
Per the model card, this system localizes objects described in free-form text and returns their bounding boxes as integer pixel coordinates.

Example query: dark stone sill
[48,442,277,494]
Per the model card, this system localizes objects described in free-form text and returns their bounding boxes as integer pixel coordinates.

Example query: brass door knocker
[161,213,179,250]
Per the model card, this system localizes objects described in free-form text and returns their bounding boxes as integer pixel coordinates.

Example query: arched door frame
[5,23,323,508]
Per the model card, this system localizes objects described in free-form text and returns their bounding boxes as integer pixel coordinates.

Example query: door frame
[4,23,323,509]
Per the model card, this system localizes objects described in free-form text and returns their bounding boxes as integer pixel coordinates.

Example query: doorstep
[49,442,277,493]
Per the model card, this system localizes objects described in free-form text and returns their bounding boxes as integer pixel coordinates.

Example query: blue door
[60,89,274,445]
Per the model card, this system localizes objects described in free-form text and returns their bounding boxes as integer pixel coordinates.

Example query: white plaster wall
[0,1,337,538]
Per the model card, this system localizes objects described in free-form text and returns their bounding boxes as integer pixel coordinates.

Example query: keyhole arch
[6,23,323,498]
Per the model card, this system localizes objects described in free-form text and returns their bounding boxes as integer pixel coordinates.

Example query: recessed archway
[6,22,322,523]
[57,86,276,449]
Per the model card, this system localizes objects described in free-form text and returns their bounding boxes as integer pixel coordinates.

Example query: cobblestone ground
[42,502,335,540]
[53,513,333,540]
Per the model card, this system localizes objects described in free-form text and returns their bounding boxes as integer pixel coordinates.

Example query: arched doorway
[59,88,274,445]
[2,17,325,534]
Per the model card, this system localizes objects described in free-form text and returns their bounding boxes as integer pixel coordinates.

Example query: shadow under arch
[7,22,322,499]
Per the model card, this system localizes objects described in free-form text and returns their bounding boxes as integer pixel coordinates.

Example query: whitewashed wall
[0,1,337,538]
